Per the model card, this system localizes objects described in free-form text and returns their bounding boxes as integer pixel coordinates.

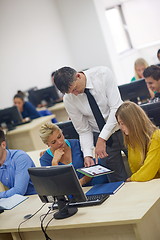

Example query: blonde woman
[131,58,148,82]
[39,122,109,186]
[115,101,160,182]
[131,58,154,98]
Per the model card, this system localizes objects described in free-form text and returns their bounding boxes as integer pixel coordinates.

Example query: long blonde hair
[39,122,60,145]
[115,101,157,162]
[134,58,148,79]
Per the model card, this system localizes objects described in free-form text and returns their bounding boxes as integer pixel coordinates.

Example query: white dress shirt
[63,66,123,157]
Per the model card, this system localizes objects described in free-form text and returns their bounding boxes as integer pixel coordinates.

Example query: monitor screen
[118,79,150,104]
[0,106,23,130]
[140,101,160,127]
[28,165,87,219]
[28,86,59,107]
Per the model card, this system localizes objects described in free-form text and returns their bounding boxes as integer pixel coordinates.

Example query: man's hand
[84,156,95,167]
[95,137,108,163]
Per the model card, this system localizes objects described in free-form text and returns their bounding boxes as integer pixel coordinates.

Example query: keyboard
[51,194,109,209]
[68,194,109,207]
[16,120,31,126]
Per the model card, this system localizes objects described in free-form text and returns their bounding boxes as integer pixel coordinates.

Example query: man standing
[54,66,127,181]
[0,129,36,198]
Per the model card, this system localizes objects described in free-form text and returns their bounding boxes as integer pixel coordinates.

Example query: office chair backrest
[56,121,79,139]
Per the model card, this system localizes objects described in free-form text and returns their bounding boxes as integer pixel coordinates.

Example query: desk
[48,102,68,122]
[6,115,55,152]
[0,179,160,240]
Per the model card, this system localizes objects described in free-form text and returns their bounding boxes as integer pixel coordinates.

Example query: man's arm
[95,67,122,159]
[0,154,34,198]
[64,95,94,159]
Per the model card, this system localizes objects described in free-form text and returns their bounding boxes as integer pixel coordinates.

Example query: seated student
[131,58,148,82]
[13,90,41,121]
[131,58,154,99]
[39,122,109,186]
[143,65,160,101]
[0,129,36,198]
[115,101,160,182]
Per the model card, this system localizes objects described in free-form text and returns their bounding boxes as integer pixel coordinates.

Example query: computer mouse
[24,214,32,219]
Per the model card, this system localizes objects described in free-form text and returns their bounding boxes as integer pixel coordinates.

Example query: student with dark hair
[13,91,41,121]
[143,65,160,100]
[54,66,128,182]
[115,101,160,182]
[0,129,36,198]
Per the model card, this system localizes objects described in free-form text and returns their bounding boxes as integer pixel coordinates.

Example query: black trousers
[94,130,128,182]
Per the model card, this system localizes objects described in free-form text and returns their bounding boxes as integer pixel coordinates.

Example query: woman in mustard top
[115,101,160,182]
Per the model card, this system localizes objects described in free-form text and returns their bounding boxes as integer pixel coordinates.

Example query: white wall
[94,0,160,84]
[0,0,160,108]
[56,0,113,71]
[0,0,73,108]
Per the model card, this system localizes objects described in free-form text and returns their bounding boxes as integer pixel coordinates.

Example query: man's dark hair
[54,67,77,93]
[51,71,55,78]
[157,49,160,58]
[0,129,6,144]
[143,65,160,81]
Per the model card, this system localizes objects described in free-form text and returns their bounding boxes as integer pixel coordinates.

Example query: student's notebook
[0,194,28,210]
[86,181,125,196]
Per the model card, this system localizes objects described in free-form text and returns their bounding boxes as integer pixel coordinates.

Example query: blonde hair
[115,101,157,163]
[134,58,149,79]
[39,122,61,144]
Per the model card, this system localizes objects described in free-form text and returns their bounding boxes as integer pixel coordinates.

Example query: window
[105,5,132,54]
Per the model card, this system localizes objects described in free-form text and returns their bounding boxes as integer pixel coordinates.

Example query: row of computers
[0,85,61,130]
[118,79,160,127]
[28,85,60,107]
[0,80,160,131]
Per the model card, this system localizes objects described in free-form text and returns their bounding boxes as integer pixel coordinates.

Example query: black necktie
[84,88,113,147]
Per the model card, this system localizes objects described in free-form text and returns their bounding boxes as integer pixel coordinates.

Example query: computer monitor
[140,101,160,126]
[28,165,87,219]
[0,106,23,130]
[118,79,150,104]
[28,86,59,107]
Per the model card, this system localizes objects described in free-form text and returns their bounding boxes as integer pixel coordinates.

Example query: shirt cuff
[83,148,94,158]
[99,124,120,140]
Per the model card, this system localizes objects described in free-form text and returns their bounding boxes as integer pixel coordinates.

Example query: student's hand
[23,117,30,123]
[95,137,108,163]
[52,148,65,165]
[126,177,131,182]
[79,176,92,186]
[84,156,95,167]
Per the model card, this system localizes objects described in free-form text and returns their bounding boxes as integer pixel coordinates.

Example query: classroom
[0,0,160,239]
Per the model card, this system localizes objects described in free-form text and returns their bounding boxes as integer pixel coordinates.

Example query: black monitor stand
[53,196,78,219]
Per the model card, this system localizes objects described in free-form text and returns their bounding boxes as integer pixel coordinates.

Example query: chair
[55,121,79,139]
[38,109,58,123]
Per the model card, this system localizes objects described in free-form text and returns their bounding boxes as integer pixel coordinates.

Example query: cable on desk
[17,203,46,240]
[40,208,53,240]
